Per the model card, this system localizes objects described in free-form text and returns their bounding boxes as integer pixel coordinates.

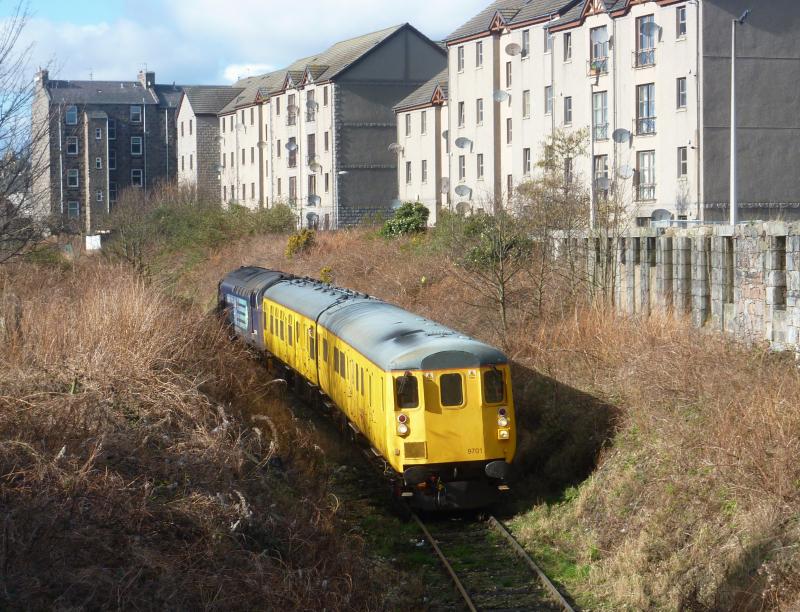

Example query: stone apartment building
[32,69,182,233]
[396,0,800,226]
[176,86,243,199]
[211,24,447,229]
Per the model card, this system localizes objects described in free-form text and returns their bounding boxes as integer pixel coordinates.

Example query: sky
[11,0,488,85]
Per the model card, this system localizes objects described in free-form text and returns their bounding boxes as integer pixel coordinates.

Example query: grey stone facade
[32,69,181,233]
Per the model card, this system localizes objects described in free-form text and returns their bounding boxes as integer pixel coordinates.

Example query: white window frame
[95,127,102,140]
[677,77,687,109]
[405,113,411,137]
[564,96,573,125]
[108,119,116,140]
[523,148,531,175]
[131,168,143,188]
[637,83,656,135]
[421,110,427,135]
[476,41,484,68]
[476,98,484,125]
[96,190,103,202]
[130,105,142,123]
[637,150,656,200]
[421,159,428,184]
[67,200,79,218]
[506,117,512,144]
[405,161,412,184]
[564,32,572,62]
[522,90,531,119]
[65,105,78,125]
[458,102,465,128]
[521,30,530,58]
[66,136,79,156]
[109,149,116,170]
[544,86,553,115]
[678,146,688,178]
[95,157,102,170]
[67,169,79,188]
[457,46,465,72]
[131,136,143,156]
[677,5,687,38]
[458,155,466,181]
[593,91,608,140]
[544,30,553,53]
[477,153,484,180]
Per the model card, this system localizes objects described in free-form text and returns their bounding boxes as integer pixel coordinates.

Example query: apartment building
[176,86,243,198]
[216,24,447,228]
[32,69,182,233]
[394,69,450,224]
[440,0,800,225]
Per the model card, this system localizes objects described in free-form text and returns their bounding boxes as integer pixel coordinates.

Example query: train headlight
[497,416,509,428]
[498,429,511,440]
[397,423,410,436]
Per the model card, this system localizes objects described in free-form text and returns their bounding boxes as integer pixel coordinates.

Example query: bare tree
[0,2,50,263]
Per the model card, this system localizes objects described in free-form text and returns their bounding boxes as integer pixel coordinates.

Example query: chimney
[138,69,156,89]
[34,68,49,87]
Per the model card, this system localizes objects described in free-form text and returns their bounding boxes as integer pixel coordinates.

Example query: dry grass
[0,261,381,610]
[186,228,800,611]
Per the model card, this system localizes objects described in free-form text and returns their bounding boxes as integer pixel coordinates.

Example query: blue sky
[11,0,487,85]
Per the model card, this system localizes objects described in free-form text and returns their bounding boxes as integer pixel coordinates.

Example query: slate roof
[547,1,585,28]
[394,68,448,111]
[45,79,183,107]
[183,86,244,115]
[446,0,580,42]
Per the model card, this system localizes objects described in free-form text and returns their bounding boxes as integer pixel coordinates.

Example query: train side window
[340,352,346,377]
[334,347,340,373]
[323,339,328,361]
[279,320,284,341]
[288,322,293,346]
[360,368,365,397]
[440,373,464,407]
[295,322,299,343]
[270,313,274,335]
[308,328,316,359]
[483,369,505,404]
[396,373,418,409]
[355,364,359,391]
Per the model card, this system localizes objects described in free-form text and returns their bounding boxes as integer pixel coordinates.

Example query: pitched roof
[446,0,580,42]
[183,86,244,115]
[44,79,181,106]
[394,68,448,111]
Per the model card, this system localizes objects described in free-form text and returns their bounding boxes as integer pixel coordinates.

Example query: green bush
[379,202,429,238]
[285,229,316,259]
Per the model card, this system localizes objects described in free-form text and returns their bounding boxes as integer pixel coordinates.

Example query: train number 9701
[466,447,483,455]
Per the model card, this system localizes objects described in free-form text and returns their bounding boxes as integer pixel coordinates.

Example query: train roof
[219,267,293,299]
[264,277,507,371]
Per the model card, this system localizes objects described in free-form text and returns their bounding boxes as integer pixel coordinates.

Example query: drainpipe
[142,98,148,189]
[58,106,64,215]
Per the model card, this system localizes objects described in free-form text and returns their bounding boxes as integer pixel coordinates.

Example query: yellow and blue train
[219,266,516,510]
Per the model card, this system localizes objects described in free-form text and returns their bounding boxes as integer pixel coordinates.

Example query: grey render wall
[702,0,800,222]
[30,82,53,222]
[196,114,222,199]
[334,27,446,226]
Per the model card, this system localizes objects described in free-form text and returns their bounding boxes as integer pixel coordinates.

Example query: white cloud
[222,63,276,83]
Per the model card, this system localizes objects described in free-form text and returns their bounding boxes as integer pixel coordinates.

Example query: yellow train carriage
[258,277,516,510]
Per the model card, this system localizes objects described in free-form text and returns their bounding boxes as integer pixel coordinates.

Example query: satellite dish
[307,195,321,208]
[257,140,268,149]
[287,104,299,114]
[306,212,319,228]
[213,164,223,173]
[388,142,404,154]
[309,162,323,173]
[285,141,298,152]
[442,129,449,140]
[643,21,660,38]
[618,165,634,180]
[455,202,470,215]
[454,184,472,198]
[306,99,318,110]
[612,128,631,144]
[591,28,609,44]
[215,135,225,143]
[390,198,403,210]
[454,137,472,150]
[595,177,610,191]
[440,177,450,194]
[505,43,522,57]
[493,89,510,103]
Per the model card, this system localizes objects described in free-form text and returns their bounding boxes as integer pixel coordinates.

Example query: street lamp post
[730,9,751,226]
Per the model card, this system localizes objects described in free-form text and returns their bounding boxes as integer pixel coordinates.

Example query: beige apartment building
[211,24,446,229]
[396,0,800,226]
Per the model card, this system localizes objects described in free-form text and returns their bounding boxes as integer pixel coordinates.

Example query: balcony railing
[286,114,297,126]
[636,116,657,135]
[636,183,656,201]
[288,154,297,168]
[306,111,316,122]
[587,57,609,76]
[633,48,656,68]
[593,123,609,141]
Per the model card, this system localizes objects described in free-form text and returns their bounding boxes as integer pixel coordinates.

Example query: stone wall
[580,223,800,354]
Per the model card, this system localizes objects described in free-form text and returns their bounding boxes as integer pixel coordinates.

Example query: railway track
[412,512,575,612]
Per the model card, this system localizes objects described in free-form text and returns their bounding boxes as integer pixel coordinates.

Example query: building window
[507,174,513,200]
[95,157,102,170]
[108,119,116,140]
[289,176,297,204]
[421,159,428,183]
[476,98,484,124]
[95,127,102,140]
[544,86,553,115]
[229,116,233,131]
[544,30,553,53]
[251,147,255,163]
[594,155,609,198]
[522,90,530,119]
[288,138,297,168]
[458,155,466,181]
[564,96,573,125]
[405,161,412,184]
[457,45,465,71]
[109,149,116,170]
[405,113,411,136]
[67,169,79,188]
[477,154,484,180]
[221,118,226,134]
[67,200,79,218]
[564,32,572,61]
[421,110,427,135]
[636,15,656,67]
[251,182,256,199]
[230,151,234,166]
[323,86,329,106]
[505,61,512,88]
[181,122,184,137]
[66,136,78,155]
[324,172,330,192]
[190,154,193,170]
[130,105,142,123]
[324,131,329,152]
[678,146,688,178]
[110,183,117,202]
[65,105,78,125]
[522,29,530,57]
[476,41,483,67]
[287,94,297,125]
[190,119,193,134]
[590,26,609,73]
[241,109,245,124]
[636,83,656,134]
[506,117,512,144]
[593,91,608,140]
[677,77,687,109]
[249,108,254,126]
[458,102,465,128]
[308,174,316,197]
[277,178,282,196]
[276,98,281,115]
[96,190,103,202]
[677,5,687,38]
[276,140,281,158]
[241,148,246,165]
[564,157,573,183]
[131,168,143,187]
[181,155,185,171]
[636,150,656,200]
[131,136,143,156]
[523,148,531,175]
[223,186,227,201]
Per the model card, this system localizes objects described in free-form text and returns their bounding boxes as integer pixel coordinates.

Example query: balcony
[633,48,656,68]
[587,57,608,77]
[306,111,316,123]
[593,123,609,141]
[636,183,656,201]
[286,114,297,127]
[635,116,657,136]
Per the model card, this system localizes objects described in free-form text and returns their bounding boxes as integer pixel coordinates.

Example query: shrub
[285,229,315,259]
[380,202,429,238]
